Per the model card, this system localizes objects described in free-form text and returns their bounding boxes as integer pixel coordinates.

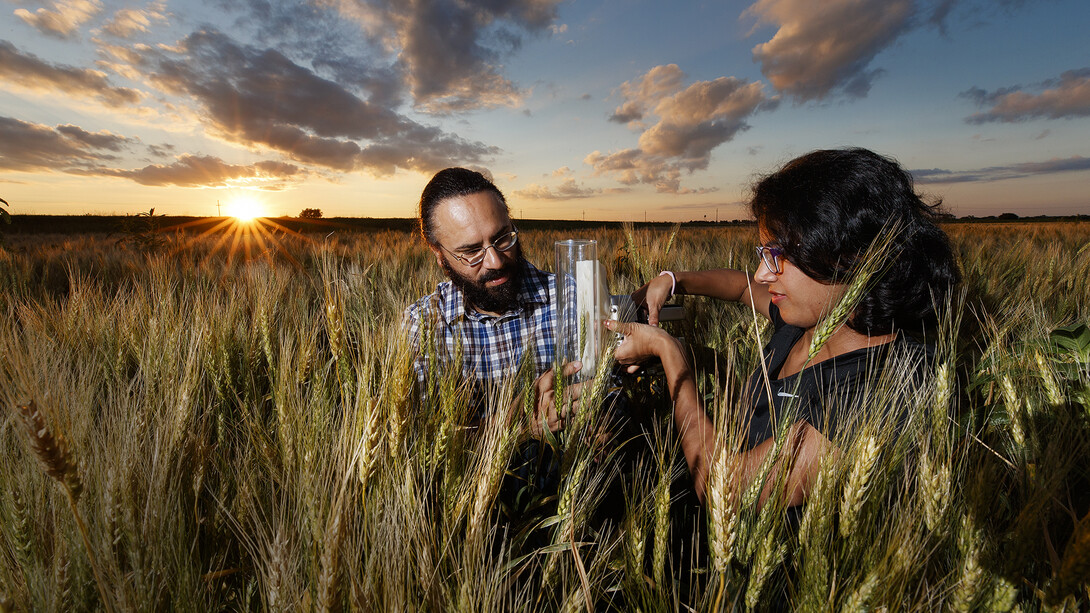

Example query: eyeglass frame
[440,228,520,267]
[755,244,785,275]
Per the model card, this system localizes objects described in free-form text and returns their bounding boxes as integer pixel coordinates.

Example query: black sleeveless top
[739,304,931,450]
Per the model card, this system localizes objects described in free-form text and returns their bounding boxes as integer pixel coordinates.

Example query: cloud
[515,178,599,200]
[146,29,497,174]
[590,65,777,193]
[147,143,176,158]
[0,116,132,172]
[0,41,141,106]
[913,155,1090,184]
[14,0,102,39]
[55,124,131,151]
[326,0,563,113]
[608,64,685,125]
[104,154,303,188]
[744,0,915,101]
[102,3,168,38]
[962,68,1090,123]
[0,115,302,189]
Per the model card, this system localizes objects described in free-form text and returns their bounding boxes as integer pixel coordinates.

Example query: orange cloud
[589,65,776,193]
[745,0,914,100]
[14,0,103,39]
[0,41,141,106]
[964,68,1090,123]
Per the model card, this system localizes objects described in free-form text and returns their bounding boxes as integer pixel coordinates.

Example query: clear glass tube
[554,240,610,383]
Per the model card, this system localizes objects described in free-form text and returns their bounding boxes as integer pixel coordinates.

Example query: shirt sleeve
[402,298,430,389]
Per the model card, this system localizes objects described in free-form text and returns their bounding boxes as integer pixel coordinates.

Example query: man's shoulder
[519,259,554,303]
[405,281,456,323]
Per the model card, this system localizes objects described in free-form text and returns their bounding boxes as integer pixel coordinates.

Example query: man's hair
[419,168,508,245]
[750,147,960,335]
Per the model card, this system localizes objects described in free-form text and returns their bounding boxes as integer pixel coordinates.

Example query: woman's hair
[419,167,507,246]
[750,147,960,335]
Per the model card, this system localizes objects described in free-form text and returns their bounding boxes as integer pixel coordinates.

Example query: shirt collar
[438,258,552,324]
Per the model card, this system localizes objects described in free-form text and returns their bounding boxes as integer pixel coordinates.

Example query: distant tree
[299,208,323,219]
[998,212,1020,220]
[116,208,166,253]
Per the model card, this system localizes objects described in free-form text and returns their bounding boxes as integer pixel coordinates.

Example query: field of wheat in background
[0,221,1088,612]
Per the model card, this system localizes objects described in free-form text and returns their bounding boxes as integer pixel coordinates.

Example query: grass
[0,221,1088,611]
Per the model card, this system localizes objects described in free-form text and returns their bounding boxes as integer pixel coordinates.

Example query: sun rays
[158,209,331,268]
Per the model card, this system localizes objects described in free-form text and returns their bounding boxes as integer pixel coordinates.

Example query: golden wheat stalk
[839,435,880,538]
[541,458,589,589]
[932,360,954,439]
[15,401,114,613]
[809,221,901,359]
[706,451,738,574]
[464,413,517,547]
[999,373,1027,448]
[744,530,785,609]
[16,401,82,497]
[650,453,671,588]
[317,505,345,613]
[951,516,985,612]
[918,450,951,534]
[840,571,879,612]
[1033,349,1064,406]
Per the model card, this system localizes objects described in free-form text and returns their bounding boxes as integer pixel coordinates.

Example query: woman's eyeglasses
[755,245,785,275]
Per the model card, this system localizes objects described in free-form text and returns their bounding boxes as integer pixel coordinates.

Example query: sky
[1,0,1088,222]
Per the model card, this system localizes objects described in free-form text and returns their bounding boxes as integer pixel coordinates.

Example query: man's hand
[630,274,674,326]
[529,361,582,437]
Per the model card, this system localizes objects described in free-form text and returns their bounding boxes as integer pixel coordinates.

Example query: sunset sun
[226,195,266,222]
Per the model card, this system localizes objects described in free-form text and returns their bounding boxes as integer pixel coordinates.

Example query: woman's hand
[604,319,679,374]
[630,274,674,326]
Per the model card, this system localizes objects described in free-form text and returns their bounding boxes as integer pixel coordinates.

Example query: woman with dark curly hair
[606,147,960,504]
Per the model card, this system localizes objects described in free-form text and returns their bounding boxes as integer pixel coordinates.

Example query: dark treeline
[3,213,1088,236]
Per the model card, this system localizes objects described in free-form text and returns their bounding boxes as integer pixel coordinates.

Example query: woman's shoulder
[807,330,933,387]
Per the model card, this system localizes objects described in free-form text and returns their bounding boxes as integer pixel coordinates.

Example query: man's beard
[442,252,524,314]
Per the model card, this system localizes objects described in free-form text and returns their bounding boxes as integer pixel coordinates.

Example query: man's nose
[481,244,505,269]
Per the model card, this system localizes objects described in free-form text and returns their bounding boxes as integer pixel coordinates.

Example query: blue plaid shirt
[404,259,556,393]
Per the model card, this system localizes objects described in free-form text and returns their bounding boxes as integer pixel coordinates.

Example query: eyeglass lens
[460,230,518,265]
[756,246,781,274]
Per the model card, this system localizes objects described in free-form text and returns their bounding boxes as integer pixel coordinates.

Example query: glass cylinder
[554,240,610,383]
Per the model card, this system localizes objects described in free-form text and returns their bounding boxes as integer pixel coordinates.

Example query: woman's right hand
[630,273,674,326]
[605,319,680,374]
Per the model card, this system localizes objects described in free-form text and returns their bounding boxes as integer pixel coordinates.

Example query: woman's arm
[632,269,772,326]
[606,319,832,506]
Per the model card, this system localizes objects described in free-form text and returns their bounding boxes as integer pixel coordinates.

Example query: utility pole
[217,200,221,217]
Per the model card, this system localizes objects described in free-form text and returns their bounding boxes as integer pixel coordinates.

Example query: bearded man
[404,167,573,430]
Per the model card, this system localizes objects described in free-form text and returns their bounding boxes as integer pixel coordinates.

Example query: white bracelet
[658,270,676,296]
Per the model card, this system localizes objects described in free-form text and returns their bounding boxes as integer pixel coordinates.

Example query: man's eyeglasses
[755,245,785,275]
[442,229,519,267]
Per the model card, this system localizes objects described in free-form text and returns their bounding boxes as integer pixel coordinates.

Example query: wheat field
[0,221,1088,612]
